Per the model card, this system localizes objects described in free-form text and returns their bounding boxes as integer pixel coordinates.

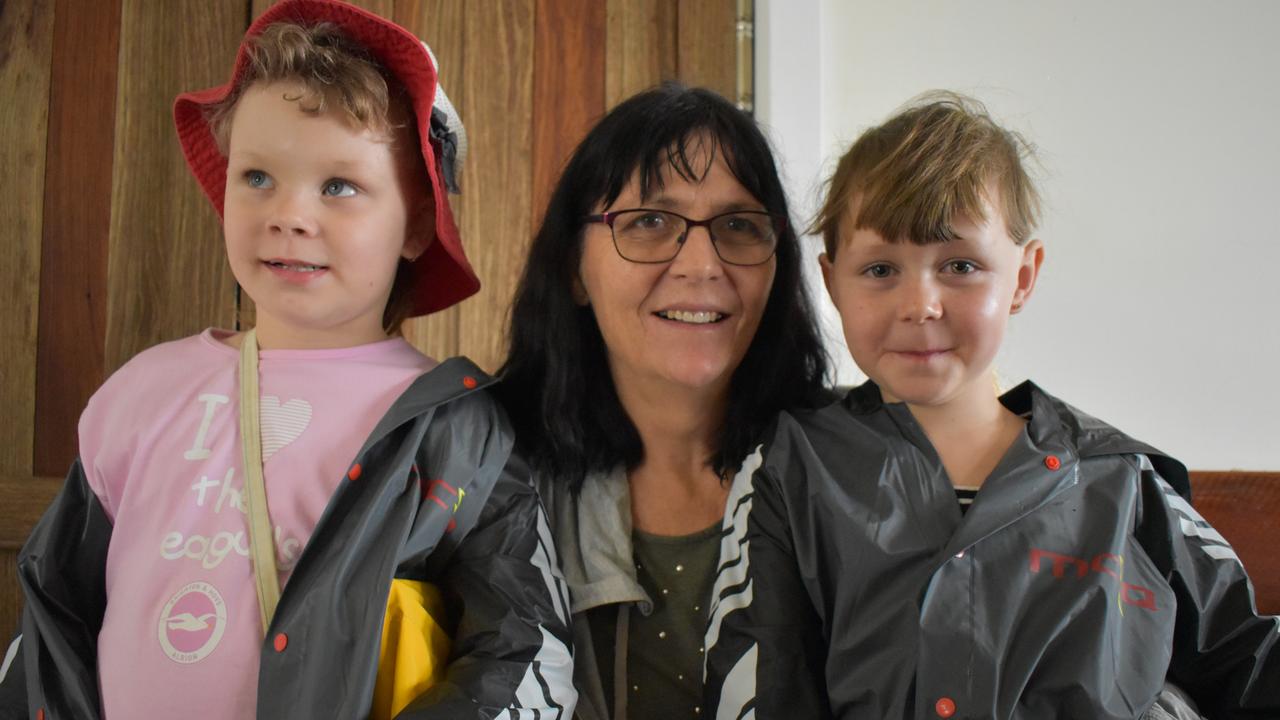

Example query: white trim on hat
[422,42,468,183]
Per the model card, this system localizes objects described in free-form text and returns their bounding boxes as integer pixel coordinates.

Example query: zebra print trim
[508,503,577,718]
[1143,455,1241,564]
[0,635,18,684]
[704,445,765,719]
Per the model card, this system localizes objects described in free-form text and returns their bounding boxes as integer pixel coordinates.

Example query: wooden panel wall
[1,0,53,483]
[606,0,678,108]
[1,0,738,660]
[455,0,537,369]
[531,0,605,230]
[106,0,244,374]
[0,0,60,650]
[33,0,120,478]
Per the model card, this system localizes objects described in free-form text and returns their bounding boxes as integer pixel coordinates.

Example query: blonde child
[0,1,574,717]
[704,93,1278,719]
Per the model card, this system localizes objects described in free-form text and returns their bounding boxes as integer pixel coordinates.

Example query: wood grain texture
[605,0,677,109]
[532,0,605,229]
[1190,471,1280,615]
[344,0,395,19]
[0,0,54,479]
[250,0,275,21]
[396,0,466,361]
[105,0,243,374]
[1,551,20,643]
[0,474,66,638]
[676,0,736,100]
[0,477,62,551]
[33,0,123,477]
[254,0,397,20]
[456,0,536,372]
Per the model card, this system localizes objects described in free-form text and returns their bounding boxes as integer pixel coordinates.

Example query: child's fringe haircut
[206,22,397,152]
[811,91,1042,256]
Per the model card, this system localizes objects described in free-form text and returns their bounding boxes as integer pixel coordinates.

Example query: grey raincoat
[537,468,652,720]
[705,381,1279,719]
[0,359,576,719]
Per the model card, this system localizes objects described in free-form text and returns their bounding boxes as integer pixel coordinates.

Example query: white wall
[758,0,1280,470]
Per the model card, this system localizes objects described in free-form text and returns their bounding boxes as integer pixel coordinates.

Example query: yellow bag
[370,579,452,720]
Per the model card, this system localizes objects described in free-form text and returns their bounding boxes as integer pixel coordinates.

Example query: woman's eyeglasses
[585,208,783,266]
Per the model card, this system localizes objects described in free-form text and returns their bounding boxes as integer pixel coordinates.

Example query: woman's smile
[578,143,775,397]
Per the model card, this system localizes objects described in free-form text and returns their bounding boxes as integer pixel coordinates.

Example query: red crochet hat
[173,0,478,317]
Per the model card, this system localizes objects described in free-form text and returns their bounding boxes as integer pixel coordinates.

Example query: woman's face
[576,145,777,405]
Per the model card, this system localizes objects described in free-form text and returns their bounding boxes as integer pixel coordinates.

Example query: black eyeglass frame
[584,208,786,266]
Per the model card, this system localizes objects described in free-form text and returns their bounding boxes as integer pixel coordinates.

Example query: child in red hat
[0,2,575,718]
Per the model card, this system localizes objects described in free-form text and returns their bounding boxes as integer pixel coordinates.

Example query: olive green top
[589,521,722,718]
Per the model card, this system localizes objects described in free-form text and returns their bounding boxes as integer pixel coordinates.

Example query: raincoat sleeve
[704,451,833,720]
[1,460,112,720]
[1134,456,1280,718]
[0,627,25,720]
[400,450,577,718]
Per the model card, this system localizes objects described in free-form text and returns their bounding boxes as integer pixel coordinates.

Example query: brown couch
[1189,471,1280,615]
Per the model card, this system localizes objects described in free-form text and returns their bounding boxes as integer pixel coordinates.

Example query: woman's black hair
[497,83,830,492]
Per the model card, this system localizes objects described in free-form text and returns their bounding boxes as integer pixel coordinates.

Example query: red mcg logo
[1028,549,1157,612]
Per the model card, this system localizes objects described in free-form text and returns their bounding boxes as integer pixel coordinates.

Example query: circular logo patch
[158,581,227,663]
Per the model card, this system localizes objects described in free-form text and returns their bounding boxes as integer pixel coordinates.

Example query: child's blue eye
[245,170,273,189]
[322,179,357,198]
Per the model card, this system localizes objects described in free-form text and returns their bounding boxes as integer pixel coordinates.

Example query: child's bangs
[206,22,397,151]
[851,103,1009,245]
[853,165,994,246]
[814,92,1042,255]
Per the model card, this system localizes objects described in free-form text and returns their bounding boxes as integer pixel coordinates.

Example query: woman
[498,84,829,719]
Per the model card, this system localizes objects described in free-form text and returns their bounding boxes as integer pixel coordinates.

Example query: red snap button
[347,463,362,481]
[935,697,956,717]
[1044,455,1061,470]
[37,710,45,720]
[462,375,478,389]
[273,632,288,652]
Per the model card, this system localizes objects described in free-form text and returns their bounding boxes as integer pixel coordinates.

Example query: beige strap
[239,329,281,635]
